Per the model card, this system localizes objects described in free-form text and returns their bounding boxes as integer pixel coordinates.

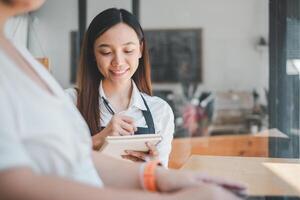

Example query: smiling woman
[65,8,174,167]
[93,23,142,84]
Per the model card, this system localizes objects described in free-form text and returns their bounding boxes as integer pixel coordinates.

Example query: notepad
[99,134,162,159]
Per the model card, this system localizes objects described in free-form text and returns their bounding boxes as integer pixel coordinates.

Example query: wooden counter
[181,155,300,197]
[168,129,288,169]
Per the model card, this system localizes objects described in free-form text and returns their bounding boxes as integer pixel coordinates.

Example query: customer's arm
[0,167,242,200]
[92,152,142,189]
[0,168,166,200]
[92,152,247,194]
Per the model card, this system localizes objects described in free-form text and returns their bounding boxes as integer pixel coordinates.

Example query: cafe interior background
[5,0,300,195]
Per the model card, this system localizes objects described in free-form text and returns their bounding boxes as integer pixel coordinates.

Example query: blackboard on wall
[145,29,202,83]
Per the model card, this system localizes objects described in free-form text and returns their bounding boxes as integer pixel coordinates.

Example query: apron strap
[136,95,155,134]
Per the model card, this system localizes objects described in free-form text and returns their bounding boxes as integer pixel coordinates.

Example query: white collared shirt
[66,81,174,167]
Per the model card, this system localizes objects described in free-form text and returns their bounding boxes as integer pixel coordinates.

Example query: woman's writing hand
[92,114,137,150]
[105,114,137,136]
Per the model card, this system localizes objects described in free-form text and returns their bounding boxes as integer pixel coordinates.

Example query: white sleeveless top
[0,43,103,187]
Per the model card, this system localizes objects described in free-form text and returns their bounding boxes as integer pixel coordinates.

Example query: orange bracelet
[142,160,161,192]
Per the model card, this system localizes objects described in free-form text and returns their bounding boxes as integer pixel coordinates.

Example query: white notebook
[99,134,162,160]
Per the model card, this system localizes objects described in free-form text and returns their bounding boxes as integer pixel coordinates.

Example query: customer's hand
[169,183,244,200]
[122,142,159,162]
[156,169,247,197]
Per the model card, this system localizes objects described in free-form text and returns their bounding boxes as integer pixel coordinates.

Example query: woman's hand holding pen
[91,114,137,150]
[105,114,137,136]
[92,115,160,163]
[122,142,159,162]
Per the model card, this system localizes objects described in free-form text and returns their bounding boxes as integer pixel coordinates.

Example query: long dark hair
[76,8,152,135]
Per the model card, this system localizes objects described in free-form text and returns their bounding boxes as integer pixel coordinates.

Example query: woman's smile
[109,68,130,77]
